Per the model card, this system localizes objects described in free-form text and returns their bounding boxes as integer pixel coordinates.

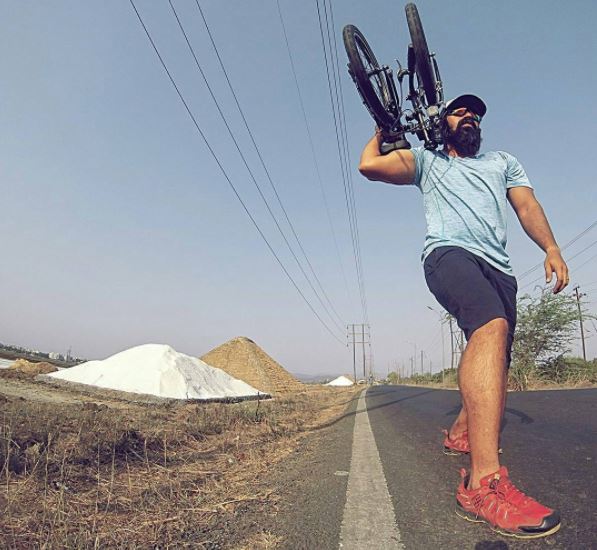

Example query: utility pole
[448,316,455,369]
[347,324,371,381]
[362,324,366,379]
[441,317,445,382]
[406,342,417,375]
[420,350,424,375]
[349,325,356,383]
[448,315,465,370]
[428,306,447,383]
[573,286,587,361]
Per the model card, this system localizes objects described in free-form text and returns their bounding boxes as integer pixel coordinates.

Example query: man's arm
[507,186,569,293]
[358,129,416,185]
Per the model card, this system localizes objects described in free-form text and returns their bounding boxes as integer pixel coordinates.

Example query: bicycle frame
[369,45,445,150]
[401,46,444,148]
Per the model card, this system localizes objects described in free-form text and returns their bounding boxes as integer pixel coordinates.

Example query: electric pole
[573,286,587,361]
[428,306,447,383]
[347,324,371,380]
[449,315,465,370]
[362,324,366,379]
[349,325,356,382]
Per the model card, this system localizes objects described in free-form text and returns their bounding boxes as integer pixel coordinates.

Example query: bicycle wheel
[405,3,438,106]
[343,24,397,128]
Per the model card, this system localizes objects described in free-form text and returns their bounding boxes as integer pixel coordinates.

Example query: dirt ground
[0,370,360,549]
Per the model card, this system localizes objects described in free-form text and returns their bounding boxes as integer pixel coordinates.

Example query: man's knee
[474,317,509,339]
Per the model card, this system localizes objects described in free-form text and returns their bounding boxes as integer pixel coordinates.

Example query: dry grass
[398,359,597,391]
[5,359,57,378]
[232,530,283,549]
[0,381,358,549]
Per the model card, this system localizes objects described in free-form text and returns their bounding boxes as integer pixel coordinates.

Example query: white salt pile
[0,358,14,369]
[47,344,264,400]
[326,375,354,387]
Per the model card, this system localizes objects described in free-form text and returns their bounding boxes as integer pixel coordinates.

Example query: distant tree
[510,290,583,390]
[387,371,399,385]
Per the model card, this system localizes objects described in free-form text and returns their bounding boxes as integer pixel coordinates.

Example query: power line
[128,0,345,345]
[562,239,597,263]
[275,0,353,316]
[187,0,346,331]
[520,239,597,291]
[168,0,345,335]
[315,0,360,312]
[315,0,369,325]
[325,0,369,325]
[518,220,597,280]
[571,251,597,276]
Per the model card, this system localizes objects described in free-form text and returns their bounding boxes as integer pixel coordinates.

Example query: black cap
[444,94,487,117]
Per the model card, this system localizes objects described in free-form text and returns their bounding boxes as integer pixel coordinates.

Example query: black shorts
[423,246,517,366]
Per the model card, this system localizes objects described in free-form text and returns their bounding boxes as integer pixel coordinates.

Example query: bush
[510,290,586,389]
[536,356,597,386]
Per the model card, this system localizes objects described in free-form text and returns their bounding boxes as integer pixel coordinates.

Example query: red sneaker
[456,467,561,539]
[442,429,503,455]
[442,429,470,455]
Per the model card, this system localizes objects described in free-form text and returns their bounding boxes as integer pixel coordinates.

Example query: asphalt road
[270,385,597,550]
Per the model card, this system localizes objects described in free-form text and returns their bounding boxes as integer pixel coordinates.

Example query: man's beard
[441,117,482,157]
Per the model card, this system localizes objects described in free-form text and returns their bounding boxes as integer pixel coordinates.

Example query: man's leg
[449,369,508,439]
[449,404,468,438]
[458,317,508,489]
[455,315,561,537]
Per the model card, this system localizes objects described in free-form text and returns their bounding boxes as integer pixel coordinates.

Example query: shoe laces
[488,474,534,508]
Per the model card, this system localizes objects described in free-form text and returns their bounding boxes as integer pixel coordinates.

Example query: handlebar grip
[380,138,411,154]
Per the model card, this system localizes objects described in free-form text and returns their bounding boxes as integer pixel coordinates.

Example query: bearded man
[358,94,568,539]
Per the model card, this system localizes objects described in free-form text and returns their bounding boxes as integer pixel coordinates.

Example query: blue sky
[1,1,596,375]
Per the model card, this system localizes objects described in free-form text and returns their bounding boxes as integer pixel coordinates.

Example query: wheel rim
[354,35,395,117]
[406,3,438,107]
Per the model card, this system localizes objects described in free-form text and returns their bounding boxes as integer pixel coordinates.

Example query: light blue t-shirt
[411,147,533,275]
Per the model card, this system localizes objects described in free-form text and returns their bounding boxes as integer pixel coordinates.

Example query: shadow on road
[501,407,534,426]
[444,406,535,429]
[475,541,508,549]
[302,387,436,433]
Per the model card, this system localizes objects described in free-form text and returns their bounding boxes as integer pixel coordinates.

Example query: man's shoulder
[411,146,447,163]
[481,150,519,163]
[413,148,523,167]
[412,146,446,155]
[413,147,516,160]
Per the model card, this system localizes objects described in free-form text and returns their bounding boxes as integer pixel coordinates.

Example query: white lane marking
[339,389,404,549]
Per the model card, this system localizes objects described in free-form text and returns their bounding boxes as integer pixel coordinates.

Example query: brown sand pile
[10,359,57,377]
[201,336,303,394]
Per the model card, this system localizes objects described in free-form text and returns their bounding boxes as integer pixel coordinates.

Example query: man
[359,94,568,539]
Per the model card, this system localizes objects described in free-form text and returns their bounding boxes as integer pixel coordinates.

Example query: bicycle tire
[405,3,438,106]
[343,24,396,128]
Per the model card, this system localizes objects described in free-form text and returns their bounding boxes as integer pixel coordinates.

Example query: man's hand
[544,247,569,293]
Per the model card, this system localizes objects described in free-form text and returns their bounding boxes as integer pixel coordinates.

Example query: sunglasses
[447,107,482,123]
